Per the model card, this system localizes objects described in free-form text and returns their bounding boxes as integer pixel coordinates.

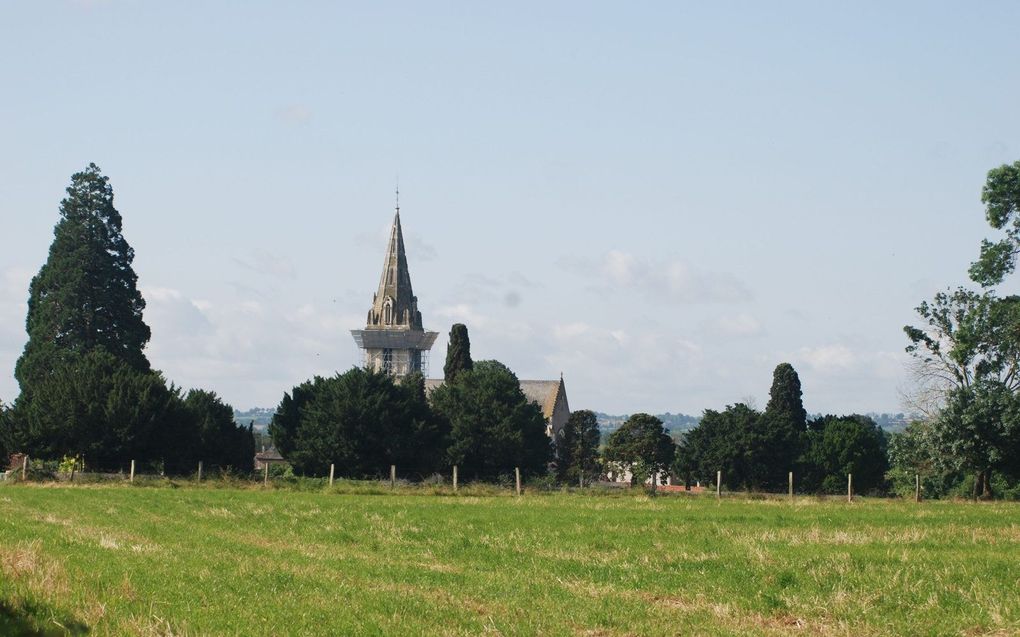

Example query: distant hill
[233,407,274,432]
[237,407,911,438]
[594,412,699,443]
[596,411,912,440]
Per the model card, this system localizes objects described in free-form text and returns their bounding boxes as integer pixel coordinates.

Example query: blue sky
[1,1,1018,415]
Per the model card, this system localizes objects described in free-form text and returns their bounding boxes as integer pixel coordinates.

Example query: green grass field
[1,484,1018,636]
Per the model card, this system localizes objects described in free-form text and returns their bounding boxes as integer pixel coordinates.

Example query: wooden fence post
[915,474,920,503]
[263,462,269,487]
[788,471,793,500]
[130,460,135,483]
[197,461,203,482]
[22,455,28,480]
[329,464,335,487]
[515,467,522,496]
[716,470,721,499]
[453,465,458,492]
[390,465,396,489]
[847,473,853,503]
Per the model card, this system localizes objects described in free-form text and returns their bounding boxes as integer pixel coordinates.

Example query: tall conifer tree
[15,163,150,391]
[764,363,807,428]
[443,323,473,382]
[758,362,807,490]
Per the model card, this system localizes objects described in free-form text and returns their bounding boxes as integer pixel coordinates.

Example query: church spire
[367,200,421,330]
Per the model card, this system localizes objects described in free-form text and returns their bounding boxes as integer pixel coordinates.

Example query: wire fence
[1,456,928,502]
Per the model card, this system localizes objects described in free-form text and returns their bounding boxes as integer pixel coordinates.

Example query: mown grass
[0,484,1018,636]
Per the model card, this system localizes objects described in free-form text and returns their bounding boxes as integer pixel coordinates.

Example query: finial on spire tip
[395,177,400,215]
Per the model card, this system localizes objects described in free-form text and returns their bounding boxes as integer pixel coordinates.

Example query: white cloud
[566,250,752,304]
[141,285,366,409]
[711,313,763,337]
[797,344,857,373]
[233,249,297,279]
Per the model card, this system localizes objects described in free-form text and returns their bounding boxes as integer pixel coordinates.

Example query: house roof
[255,449,284,462]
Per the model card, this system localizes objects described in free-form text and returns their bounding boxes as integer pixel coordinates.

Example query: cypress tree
[764,362,807,429]
[767,362,803,428]
[15,163,151,391]
[758,362,808,490]
[443,323,473,382]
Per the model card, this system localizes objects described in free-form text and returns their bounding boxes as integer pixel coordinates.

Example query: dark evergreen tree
[674,404,758,490]
[183,390,256,473]
[12,349,177,471]
[9,164,161,469]
[764,363,807,429]
[431,360,551,481]
[398,372,450,477]
[443,323,473,382]
[751,363,809,490]
[15,163,150,390]
[603,413,675,488]
[799,415,889,494]
[269,367,447,478]
[556,409,601,486]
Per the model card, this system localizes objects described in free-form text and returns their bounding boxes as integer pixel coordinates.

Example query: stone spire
[366,211,423,330]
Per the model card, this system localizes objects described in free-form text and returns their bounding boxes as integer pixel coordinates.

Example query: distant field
[1,485,1018,636]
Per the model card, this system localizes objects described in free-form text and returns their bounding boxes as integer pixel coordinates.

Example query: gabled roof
[518,380,564,420]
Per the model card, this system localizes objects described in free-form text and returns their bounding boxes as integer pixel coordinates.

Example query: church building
[351,204,571,439]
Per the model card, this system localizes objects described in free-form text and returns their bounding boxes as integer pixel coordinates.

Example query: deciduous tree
[556,409,601,486]
[969,160,1020,287]
[603,413,674,488]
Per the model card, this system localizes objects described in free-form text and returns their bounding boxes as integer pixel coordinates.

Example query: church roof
[519,380,565,420]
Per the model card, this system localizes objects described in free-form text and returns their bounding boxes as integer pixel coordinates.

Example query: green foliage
[10,349,179,472]
[674,403,758,489]
[183,390,255,473]
[269,368,447,478]
[932,381,1020,498]
[431,360,551,481]
[969,160,1020,286]
[750,364,808,490]
[904,288,1020,391]
[443,323,473,382]
[603,413,675,486]
[556,409,601,485]
[15,163,150,392]
[799,415,889,494]
[886,422,963,499]
[764,363,807,429]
